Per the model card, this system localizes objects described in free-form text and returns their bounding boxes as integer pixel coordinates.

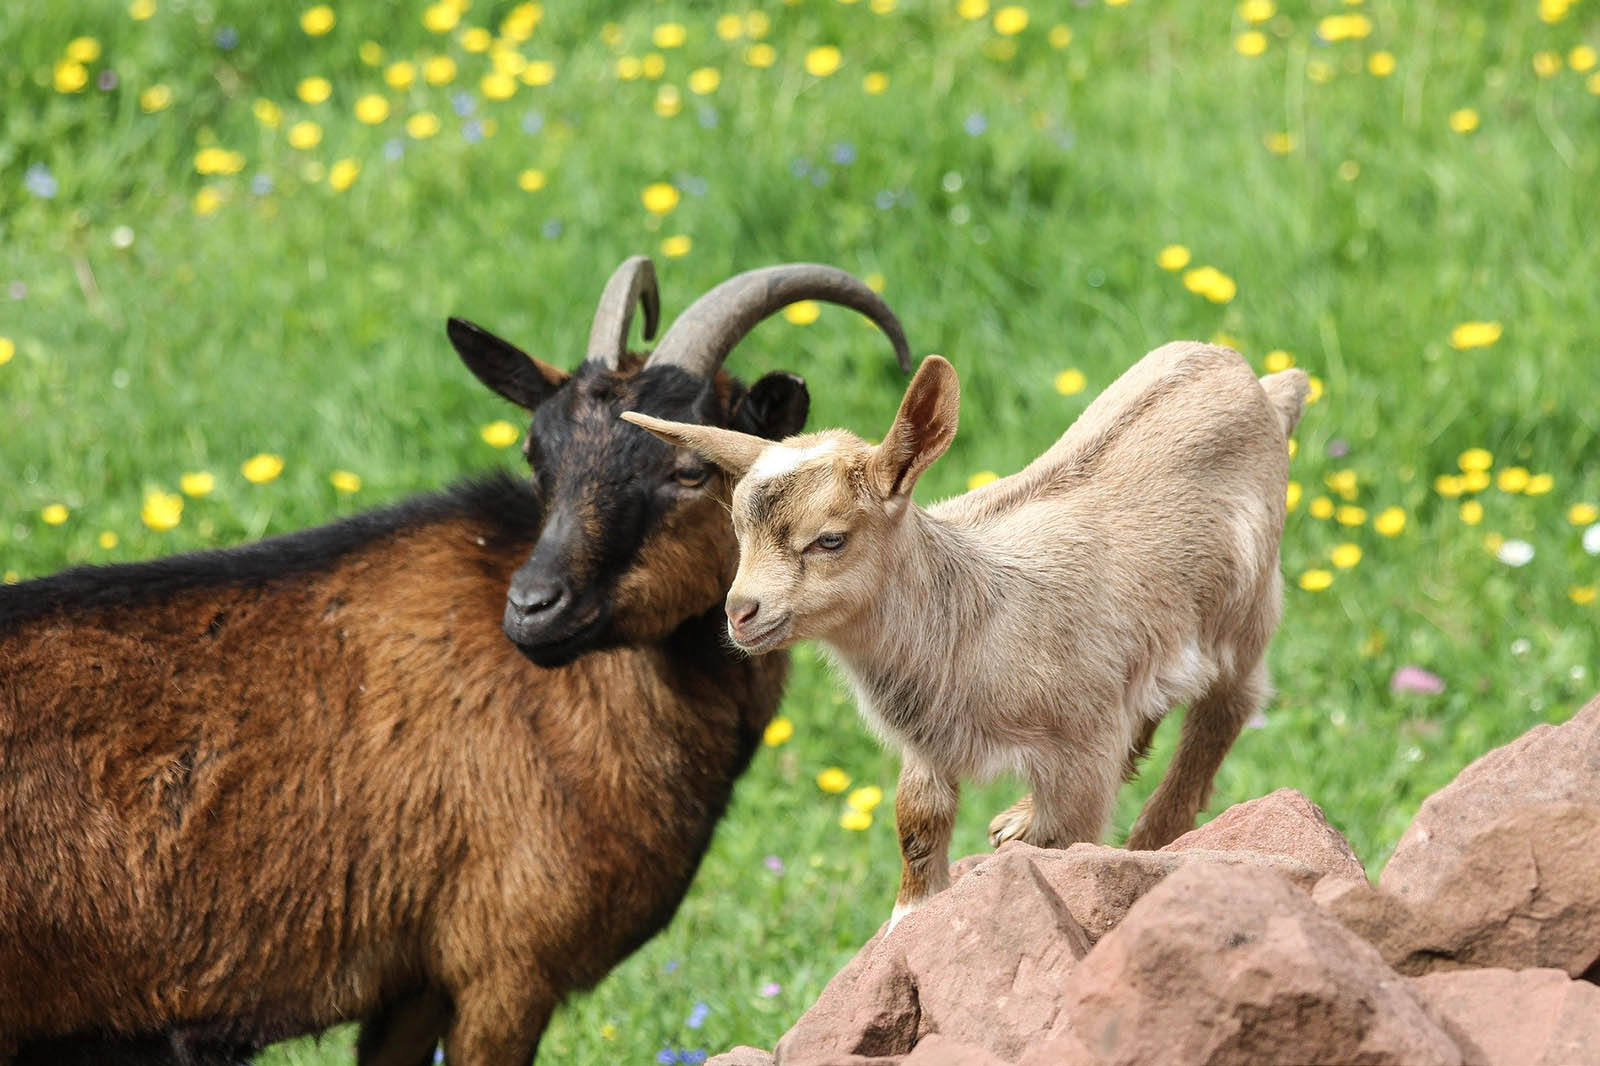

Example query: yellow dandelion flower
[300,5,335,35]
[1568,503,1598,525]
[1054,368,1086,395]
[1525,473,1553,496]
[957,0,989,19]
[329,159,361,192]
[1318,13,1371,41]
[385,61,417,89]
[180,471,215,497]
[1330,543,1362,569]
[1459,499,1484,526]
[1588,71,1600,95]
[784,301,821,325]
[1374,506,1406,537]
[805,46,842,77]
[616,56,642,80]
[491,47,528,77]
[1239,0,1274,23]
[423,55,457,85]
[641,182,680,215]
[193,187,224,215]
[840,809,872,831]
[287,120,323,149]
[745,43,777,68]
[1460,468,1490,493]
[1570,45,1597,73]
[848,786,884,813]
[41,504,69,526]
[1325,469,1358,500]
[660,234,692,258]
[242,453,285,484]
[716,14,744,40]
[863,71,889,94]
[1447,107,1478,134]
[1450,322,1503,350]
[1335,505,1367,526]
[745,11,771,37]
[1495,466,1530,494]
[2,573,15,586]
[359,41,384,65]
[1298,569,1333,592]
[142,490,183,531]
[66,36,102,62]
[641,53,666,79]
[297,76,332,105]
[461,26,492,52]
[1571,586,1597,606]
[330,470,362,493]
[967,471,998,490]
[994,6,1028,34]
[355,94,390,124]
[1482,531,1504,554]
[1182,266,1237,303]
[522,60,555,85]
[688,67,721,94]
[1337,159,1361,181]
[406,111,441,139]
[1309,495,1335,519]
[0,337,13,365]
[481,420,519,448]
[482,71,517,100]
[1539,0,1571,22]
[129,0,156,20]
[1235,31,1267,57]
[652,22,686,48]
[501,2,542,41]
[762,715,794,746]
[54,60,89,94]
[1264,350,1293,372]
[98,530,119,549]
[140,84,173,112]
[653,84,682,116]
[1047,24,1072,48]
[1458,448,1493,472]
[1156,244,1191,271]
[1434,474,1463,498]
[423,1,460,33]
[599,21,623,46]
[1532,50,1562,78]
[1265,131,1295,154]
[1286,481,1302,511]
[817,767,851,793]
[1367,50,1396,76]
[517,168,547,192]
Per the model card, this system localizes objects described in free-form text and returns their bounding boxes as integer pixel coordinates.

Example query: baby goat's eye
[809,532,847,553]
[673,466,711,488]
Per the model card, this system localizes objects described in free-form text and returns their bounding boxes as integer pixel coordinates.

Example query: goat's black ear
[448,317,569,412]
[733,372,809,441]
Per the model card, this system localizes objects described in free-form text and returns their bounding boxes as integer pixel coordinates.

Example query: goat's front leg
[890,752,959,932]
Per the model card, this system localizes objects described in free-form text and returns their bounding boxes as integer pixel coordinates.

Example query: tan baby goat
[625,342,1307,925]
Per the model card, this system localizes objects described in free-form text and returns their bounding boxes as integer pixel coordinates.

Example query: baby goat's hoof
[988,794,1034,848]
[887,898,924,934]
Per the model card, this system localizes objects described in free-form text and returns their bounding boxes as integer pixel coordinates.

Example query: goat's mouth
[728,613,793,655]
[507,609,609,668]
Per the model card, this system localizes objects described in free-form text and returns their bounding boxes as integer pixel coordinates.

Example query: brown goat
[0,259,911,1066]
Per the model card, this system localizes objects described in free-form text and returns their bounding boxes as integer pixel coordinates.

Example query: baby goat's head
[451,257,911,667]
[624,354,958,654]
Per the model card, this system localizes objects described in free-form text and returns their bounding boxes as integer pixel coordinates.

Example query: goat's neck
[828,505,997,696]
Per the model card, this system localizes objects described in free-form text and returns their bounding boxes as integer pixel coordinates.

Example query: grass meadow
[4,0,1599,1061]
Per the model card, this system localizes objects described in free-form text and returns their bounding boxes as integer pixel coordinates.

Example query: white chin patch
[749,440,835,482]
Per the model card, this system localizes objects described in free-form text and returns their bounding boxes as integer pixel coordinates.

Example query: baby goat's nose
[726,597,760,628]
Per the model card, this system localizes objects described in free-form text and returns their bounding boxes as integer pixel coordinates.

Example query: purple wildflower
[656,1049,678,1065]
[760,982,782,997]
[763,855,785,875]
[686,1002,709,1029]
[452,91,476,116]
[829,141,857,165]
[1326,438,1350,458]
[97,69,119,91]
[215,26,239,49]
[23,164,57,199]
[521,109,545,134]
[1390,665,1445,695]
[963,111,988,136]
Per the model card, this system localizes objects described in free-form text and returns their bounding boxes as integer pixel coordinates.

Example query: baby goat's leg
[890,752,959,929]
[1021,756,1120,849]
[1125,660,1267,850]
[990,717,1159,848]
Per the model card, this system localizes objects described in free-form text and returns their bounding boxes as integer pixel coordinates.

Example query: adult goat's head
[448,256,912,667]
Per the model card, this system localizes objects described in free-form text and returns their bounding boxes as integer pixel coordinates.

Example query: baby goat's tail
[1259,369,1310,438]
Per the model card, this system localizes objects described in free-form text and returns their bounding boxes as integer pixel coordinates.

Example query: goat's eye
[809,532,847,553]
[673,466,711,488]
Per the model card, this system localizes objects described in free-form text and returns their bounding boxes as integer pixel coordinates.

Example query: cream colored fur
[624,342,1308,925]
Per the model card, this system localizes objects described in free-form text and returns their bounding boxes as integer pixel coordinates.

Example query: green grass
[4,0,1599,1061]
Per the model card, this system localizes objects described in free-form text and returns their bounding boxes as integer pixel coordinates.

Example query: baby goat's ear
[868,354,960,503]
[620,413,768,478]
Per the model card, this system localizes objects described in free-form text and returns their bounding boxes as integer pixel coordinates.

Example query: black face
[448,316,809,667]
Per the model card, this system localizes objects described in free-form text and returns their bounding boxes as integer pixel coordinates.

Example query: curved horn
[645,263,912,378]
[585,255,661,369]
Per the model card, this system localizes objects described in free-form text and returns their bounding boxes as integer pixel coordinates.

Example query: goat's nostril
[511,582,568,618]
[726,598,760,627]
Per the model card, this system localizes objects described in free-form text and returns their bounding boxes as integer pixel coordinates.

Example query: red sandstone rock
[707,1047,775,1066]
[1161,787,1367,883]
[1061,862,1462,1065]
[1410,967,1600,1066]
